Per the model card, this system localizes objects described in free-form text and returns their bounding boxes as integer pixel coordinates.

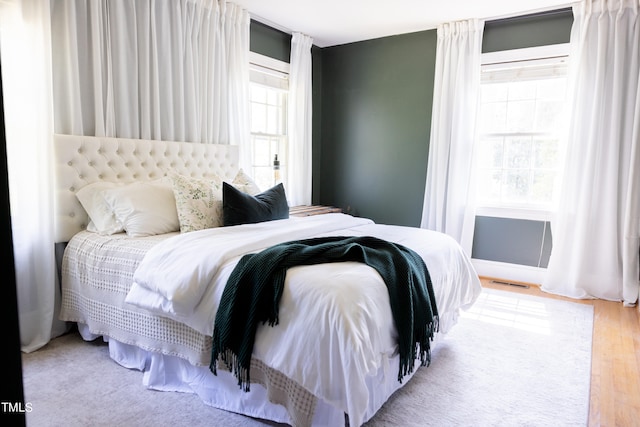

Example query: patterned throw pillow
[231,168,262,195]
[169,172,224,233]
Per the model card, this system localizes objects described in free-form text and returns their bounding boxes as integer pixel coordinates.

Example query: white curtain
[0,0,68,352]
[51,0,250,153]
[420,19,484,254]
[542,0,640,306]
[286,32,313,206]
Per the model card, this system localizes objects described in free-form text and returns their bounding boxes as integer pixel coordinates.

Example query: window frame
[248,52,290,191]
[475,43,570,221]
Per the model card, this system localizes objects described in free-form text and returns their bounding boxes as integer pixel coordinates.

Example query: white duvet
[127,213,481,426]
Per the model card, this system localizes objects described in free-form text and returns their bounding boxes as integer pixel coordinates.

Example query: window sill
[474,206,553,222]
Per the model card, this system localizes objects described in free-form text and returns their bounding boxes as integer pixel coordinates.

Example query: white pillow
[75,182,124,235]
[231,168,261,195]
[169,172,224,233]
[101,181,180,237]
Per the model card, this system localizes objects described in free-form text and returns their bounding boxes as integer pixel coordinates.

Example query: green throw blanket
[210,235,439,391]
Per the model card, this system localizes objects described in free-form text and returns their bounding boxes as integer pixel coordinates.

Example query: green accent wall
[318,31,437,226]
[311,46,323,204]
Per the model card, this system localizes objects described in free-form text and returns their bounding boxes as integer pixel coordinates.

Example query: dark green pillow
[223,182,289,226]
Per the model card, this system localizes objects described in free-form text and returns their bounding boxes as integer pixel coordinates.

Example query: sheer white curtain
[420,19,484,254]
[286,32,313,206]
[542,0,640,306]
[51,0,250,153]
[0,0,68,352]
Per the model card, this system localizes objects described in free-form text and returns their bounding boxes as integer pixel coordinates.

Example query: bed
[55,134,482,427]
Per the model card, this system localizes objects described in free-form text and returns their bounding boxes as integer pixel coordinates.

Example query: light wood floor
[480,277,640,427]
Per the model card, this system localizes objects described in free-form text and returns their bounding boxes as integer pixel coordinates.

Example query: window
[475,45,569,213]
[249,52,289,191]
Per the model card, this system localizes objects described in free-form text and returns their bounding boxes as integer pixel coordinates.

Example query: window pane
[508,81,536,100]
[477,169,503,202]
[480,102,507,133]
[250,84,288,180]
[251,85,267,103]
[534,99,564,132]
[532,138,559,169]
[477,137,504,168]
[506,100,535,132]
[253,137,271,166]
[266,105,279,134]
[267,89,279,106]
[251,104,266,133]
[476,51,567,209]
[504,137,532,168]
[536,78,566,100]
[503,170,530,203]
[481,82,508,102]
[532,170,556,203]
[254,167,274,191]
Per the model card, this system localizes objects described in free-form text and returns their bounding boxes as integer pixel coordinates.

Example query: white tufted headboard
[54,134,239,243]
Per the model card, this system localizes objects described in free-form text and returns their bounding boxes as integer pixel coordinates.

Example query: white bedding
[126,213,482,426]
[55,134,481,426]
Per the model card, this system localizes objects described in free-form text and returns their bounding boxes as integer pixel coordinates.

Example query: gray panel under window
[472,216,552,268]
[250,20,291,63]
[482,8,573,53]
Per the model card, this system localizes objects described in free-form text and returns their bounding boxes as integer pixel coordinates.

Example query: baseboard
[471,259,546,286]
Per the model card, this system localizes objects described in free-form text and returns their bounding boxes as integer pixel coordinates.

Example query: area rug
[22,288,593,426]
[366,288,593,426]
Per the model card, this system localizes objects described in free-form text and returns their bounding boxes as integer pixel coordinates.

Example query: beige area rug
[22,288,593,426]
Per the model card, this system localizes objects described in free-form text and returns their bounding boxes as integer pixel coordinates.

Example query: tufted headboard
[54,134,239,243]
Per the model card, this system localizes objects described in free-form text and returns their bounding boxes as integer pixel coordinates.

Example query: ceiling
[233,0,572,48]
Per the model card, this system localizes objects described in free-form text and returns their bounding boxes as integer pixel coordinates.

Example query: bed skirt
[77,324,419,427]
